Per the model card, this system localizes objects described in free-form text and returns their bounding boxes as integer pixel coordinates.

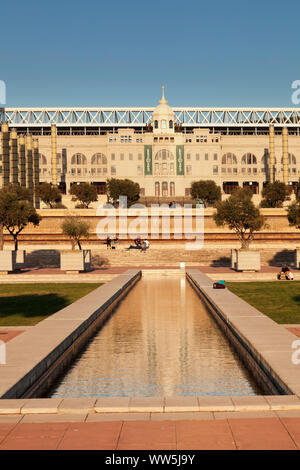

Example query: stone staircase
[91,247,232,268]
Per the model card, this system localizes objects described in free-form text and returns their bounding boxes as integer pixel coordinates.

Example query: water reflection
[48,277,261,398]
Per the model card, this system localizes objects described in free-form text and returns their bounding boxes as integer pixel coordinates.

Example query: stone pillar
[26,134,34,205]
[269,125,275,183]
[51,125,57,186]
[33,138,40,208]
[9,128,18,184]
[18,135,26,187]
[282,127,289,185]
[1,122,10,186]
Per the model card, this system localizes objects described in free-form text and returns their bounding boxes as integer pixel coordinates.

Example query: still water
[47,276,261,398]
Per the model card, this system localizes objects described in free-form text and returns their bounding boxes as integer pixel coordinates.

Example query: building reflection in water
[48,277,261,398]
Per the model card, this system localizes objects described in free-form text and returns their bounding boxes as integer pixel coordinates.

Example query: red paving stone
[117,421,177,450]
[0,330,24,343]
[0,422,69,450]
[228,418,297,450]
[176,419,236,450]
[1,417,299,449]
[286,327,300,338]
[57,422,123,450]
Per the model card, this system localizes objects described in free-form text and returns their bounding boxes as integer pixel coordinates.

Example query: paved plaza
[0,416,300,450]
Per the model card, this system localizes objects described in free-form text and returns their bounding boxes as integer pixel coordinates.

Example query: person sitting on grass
[277,266,294,280]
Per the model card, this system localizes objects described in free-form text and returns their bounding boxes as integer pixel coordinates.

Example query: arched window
[91,153,107,165]
[71,153,87,165]
[221,153,237,165]
[154,120,158,129]
[162,182,168,197]
[39,154,47,165]
[155,182,160,197]
[241,153,257,165]
[91,153,108,176]
[169,120,173,129]
[154,150,175,175]
[281,153,297,165]
[170,182,175,197]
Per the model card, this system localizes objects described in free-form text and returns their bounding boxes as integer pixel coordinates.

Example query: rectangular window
[111,153,115,160]
[111,166,116,175]
[137,165,143,175]
[213,165,218,174]
[187,153,191,160]
[103,167,107,174]
[186,165,192,175]
[205,154,209,160]
[129,153,133,160]
[214,153,218,160]
[196,153,200,161]
[120,153,124,160]
[138,153,142,160]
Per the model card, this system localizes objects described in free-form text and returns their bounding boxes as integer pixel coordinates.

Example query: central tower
[152,86,175,134]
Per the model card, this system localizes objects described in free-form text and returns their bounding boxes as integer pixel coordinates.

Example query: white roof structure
[2,106,300,128]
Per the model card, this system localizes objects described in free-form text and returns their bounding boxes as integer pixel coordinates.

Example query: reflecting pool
[47,276,262,397]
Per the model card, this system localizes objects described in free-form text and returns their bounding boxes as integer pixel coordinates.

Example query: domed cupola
[152,86,175,134]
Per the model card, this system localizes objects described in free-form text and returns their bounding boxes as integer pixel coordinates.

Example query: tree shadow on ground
[92,254,110,268]
[0,294,69,320]
[268,249,295,267]
[210,256,231,267]
[291,295,300,304]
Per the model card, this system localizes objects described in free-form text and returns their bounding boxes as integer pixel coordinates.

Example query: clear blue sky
[1,0,300,107]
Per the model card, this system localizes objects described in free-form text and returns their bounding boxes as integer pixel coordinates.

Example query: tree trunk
[0,224,3,251]
[77,240,82,250]
[14,235,18,251]
[240,235,250,250]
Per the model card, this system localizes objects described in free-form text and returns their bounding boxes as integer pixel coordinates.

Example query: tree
[70,183,98,208]
[106,178,140,207]
[287,199,300,228]
[35,182,62,208]
[61,217,90,250]
[295,178,300,202]
[190,180,221,207]
[0,184,31,250]
[213,187,265,249]
[0,189,42,250]
[260,181,292,208]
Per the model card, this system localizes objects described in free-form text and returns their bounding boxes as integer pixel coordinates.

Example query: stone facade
[1,90,300,204]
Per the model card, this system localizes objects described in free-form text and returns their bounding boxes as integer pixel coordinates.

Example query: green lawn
[227,281,300,324]
[0,283,102,326]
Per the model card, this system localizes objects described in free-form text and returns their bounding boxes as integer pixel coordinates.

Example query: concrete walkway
[0,265,294,283]
[0,416,300,449]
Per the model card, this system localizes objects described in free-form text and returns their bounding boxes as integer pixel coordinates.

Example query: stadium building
[1,87,300,204]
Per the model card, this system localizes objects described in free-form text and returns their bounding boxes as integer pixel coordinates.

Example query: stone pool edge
[0,269,141,399]
[1,268,300,415]
[186,269,300,398]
